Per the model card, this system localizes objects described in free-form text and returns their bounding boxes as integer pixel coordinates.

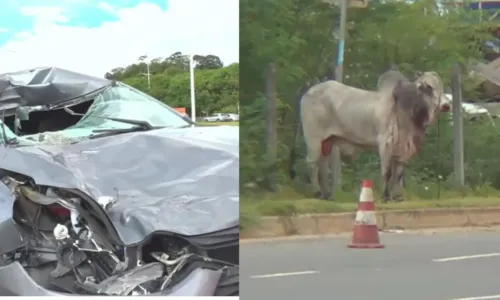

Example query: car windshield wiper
[89,125,165,139]
[64,106,162,139]
[63,107,155,131]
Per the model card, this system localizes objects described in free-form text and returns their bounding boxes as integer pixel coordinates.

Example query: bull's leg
[318,155,332,200]
[306,144,322,199]
[390,163,405,202]
[330,145,341,198]
[382,171,391,202]
[379,144,392,203]
[318,136,335,200]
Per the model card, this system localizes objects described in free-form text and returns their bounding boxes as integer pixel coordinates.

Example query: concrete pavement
[241,230,500,300]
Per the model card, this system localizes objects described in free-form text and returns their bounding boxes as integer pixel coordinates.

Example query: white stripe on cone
[354,210,377,225]
[359,187,374,202]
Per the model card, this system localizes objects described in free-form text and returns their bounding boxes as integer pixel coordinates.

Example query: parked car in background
[203,113,226,122]
[224,114,239,121]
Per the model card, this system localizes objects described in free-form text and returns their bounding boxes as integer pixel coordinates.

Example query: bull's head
[392,79,432,129]
[415,72,451,126]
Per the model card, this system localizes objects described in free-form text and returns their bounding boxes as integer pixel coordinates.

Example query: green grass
[240,186,500,230]
[197,121,239,126]
[241,196,500,216]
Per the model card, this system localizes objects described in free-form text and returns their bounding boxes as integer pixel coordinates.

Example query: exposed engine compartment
[0,172,237,296]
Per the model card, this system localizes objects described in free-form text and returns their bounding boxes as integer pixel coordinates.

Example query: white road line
[250,270,319,279]
[449,295,500,300]
[433,253,500,262]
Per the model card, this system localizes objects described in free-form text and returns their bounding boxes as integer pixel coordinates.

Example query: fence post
[265,63,278,191]
[450,63,465,186]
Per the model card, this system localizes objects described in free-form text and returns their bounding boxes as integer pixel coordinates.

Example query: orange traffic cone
[348,179,385,249]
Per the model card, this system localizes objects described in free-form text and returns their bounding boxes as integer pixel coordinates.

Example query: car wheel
[214,266,238,296]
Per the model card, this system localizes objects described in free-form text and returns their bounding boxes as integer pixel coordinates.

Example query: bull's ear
[417,81,433,96]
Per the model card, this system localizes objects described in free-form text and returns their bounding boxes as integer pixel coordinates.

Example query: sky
[0,0,239,77]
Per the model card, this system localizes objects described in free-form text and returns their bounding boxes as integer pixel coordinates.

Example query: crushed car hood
[0,125,239,245]
[0,67,110,107]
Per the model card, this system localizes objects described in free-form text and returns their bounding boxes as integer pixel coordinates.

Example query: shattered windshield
[14,83,191,144]
[69,83,190,130]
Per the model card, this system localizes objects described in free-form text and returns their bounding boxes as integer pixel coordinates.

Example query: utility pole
[331,0,348,195]
[336,0,347,82]
[451,64,465,186]
[138,55,151,90]
[265,63,278,191]
[189,54,196,122]
[146,62,151,90]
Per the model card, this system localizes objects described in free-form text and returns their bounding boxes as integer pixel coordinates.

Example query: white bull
[290,72,451,201]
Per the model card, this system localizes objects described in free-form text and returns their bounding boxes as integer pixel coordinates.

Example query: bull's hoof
[392,196,404,202]
[321,192,332,200]
[382,196,390,203]
[314,191,322,199]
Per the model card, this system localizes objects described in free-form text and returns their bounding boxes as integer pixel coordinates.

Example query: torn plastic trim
[82,262,164,295]
[1,170,125,247]
[67,188,124,246]
[20,186,83,234]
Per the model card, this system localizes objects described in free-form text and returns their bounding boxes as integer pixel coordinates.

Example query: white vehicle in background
[224,114,239,121]
[443,93,492,119]
[203,113,226,122]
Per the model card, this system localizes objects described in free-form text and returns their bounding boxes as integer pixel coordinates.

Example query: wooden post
[450,64,465,186]
[265,63,278,191]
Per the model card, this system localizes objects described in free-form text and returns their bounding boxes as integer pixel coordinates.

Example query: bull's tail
[289,84,310,179]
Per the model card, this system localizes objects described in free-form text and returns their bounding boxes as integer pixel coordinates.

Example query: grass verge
[240,193,500,231]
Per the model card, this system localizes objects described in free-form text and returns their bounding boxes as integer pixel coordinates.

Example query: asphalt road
[241,230,500,300]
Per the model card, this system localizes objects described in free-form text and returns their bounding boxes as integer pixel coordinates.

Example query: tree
[194,54,224,69]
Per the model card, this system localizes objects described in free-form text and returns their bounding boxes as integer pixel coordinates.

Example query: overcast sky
[0,0,239,77]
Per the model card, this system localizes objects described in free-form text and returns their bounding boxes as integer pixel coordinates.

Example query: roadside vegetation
[105,53,239,117]
[240,0,500,229]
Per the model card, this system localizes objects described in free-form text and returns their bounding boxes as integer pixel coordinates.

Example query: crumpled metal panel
[0,67,110,108]
[0,125,239,246]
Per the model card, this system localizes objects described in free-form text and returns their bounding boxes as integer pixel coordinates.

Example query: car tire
[214,265,239,296]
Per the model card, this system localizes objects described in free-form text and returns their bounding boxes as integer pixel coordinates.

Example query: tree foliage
[241,0,499,197]
[105,52,239,116]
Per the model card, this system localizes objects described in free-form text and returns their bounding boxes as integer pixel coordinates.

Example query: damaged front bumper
[0,261,222,296]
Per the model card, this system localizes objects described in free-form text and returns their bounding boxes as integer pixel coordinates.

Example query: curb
[240,206,500,239]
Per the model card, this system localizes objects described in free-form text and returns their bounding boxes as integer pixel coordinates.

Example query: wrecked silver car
[0,67,239,296]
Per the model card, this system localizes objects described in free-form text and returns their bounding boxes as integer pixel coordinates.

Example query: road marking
[433,253,500,262]
[250,270,319,279]
[449,295,500,300]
